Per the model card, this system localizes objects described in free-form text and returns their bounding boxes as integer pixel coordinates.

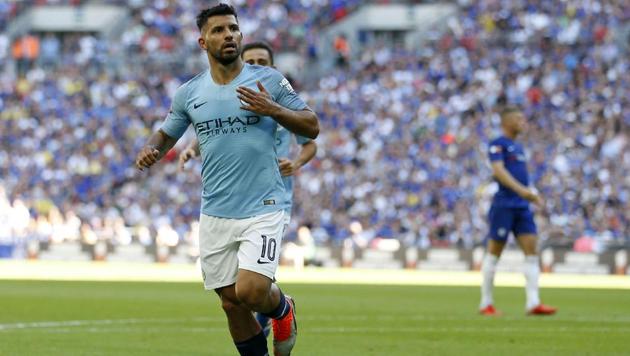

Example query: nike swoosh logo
[193,102,207,109]
[257,259,271,264]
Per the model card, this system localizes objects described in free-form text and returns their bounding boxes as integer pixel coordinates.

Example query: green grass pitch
[0,281,628,355]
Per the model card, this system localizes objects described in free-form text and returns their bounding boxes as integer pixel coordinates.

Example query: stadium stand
[0,1,627,273]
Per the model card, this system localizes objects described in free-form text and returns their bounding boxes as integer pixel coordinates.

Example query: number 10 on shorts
[260,235,276,262]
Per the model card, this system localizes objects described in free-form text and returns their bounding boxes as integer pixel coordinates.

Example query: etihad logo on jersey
[195,115,261,137]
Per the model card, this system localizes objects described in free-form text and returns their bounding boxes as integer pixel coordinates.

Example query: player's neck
[502,130,518,140]
[209,58,244,85]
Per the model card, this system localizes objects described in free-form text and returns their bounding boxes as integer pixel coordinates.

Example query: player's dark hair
[242,41,274,65]
[500,106,521,121]
[196,3,238,32]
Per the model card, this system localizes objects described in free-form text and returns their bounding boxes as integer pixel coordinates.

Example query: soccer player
[479,106,557,316]
[179,41,317,338]
[135,4,319,356]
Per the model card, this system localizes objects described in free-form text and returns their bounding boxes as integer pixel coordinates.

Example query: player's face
[242,48,273,67]
[505,112,527,135]
[198,15,243,65]
[514,112,527,134]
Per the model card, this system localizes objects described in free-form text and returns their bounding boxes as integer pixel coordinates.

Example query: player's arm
[279,140,317,177]
[136,129,178,171]
[294,140,317,169]
[491,161,542,206]
[138,84,191,171]
[268,105,318,139]
[179,138,201,169]
[237,81,319,139]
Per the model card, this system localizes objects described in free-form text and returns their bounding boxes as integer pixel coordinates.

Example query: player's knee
[220,297,242,315]
[235,282,268,309]
[217,286,243,315]
[517,234,538,255]
[487,239,506,256]
[522,248,537,256]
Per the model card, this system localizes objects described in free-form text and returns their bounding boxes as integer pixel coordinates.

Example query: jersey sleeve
[160,85,190,139]
[267,69,308,111]
[296,134,312,145]
[488,140,504,162]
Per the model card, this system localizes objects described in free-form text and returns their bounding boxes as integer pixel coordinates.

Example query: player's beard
[210,46,241,66]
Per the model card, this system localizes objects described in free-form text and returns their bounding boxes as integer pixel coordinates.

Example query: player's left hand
[237,81,281,116]
[178,147,197,170]
[278,158,298,176]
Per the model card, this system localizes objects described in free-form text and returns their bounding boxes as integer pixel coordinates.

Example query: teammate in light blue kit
[178,41,317,339]
[135,5,319,356]
[276,125,316,217]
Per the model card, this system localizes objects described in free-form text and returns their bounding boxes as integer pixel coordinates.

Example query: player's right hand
[522,189,543,208]
[178,148,197,170]
[135,147,160,171]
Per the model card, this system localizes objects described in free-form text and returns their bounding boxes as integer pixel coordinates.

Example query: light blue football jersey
[275,126,312,214]
[161,64,308,218]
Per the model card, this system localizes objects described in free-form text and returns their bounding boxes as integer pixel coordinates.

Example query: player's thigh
[516,234,538,255]
[199,214,239,291]
[487,239,507,257]
[488,205,515,243]
[237,210,286,281]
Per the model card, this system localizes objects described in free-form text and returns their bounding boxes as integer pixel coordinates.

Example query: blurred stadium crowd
[0,0,628,257]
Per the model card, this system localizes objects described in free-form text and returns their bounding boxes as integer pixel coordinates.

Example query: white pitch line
[9,326,630,335]
[0,317,223,331]
[2,314,629,333]
[41,327,227,334]
[297,314,630,323]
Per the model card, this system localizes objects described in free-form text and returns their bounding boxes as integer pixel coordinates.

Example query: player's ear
[198,37,207,51]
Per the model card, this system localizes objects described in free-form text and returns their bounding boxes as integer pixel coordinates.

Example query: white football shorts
[283,210,291,226]
[198,210,287,290]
